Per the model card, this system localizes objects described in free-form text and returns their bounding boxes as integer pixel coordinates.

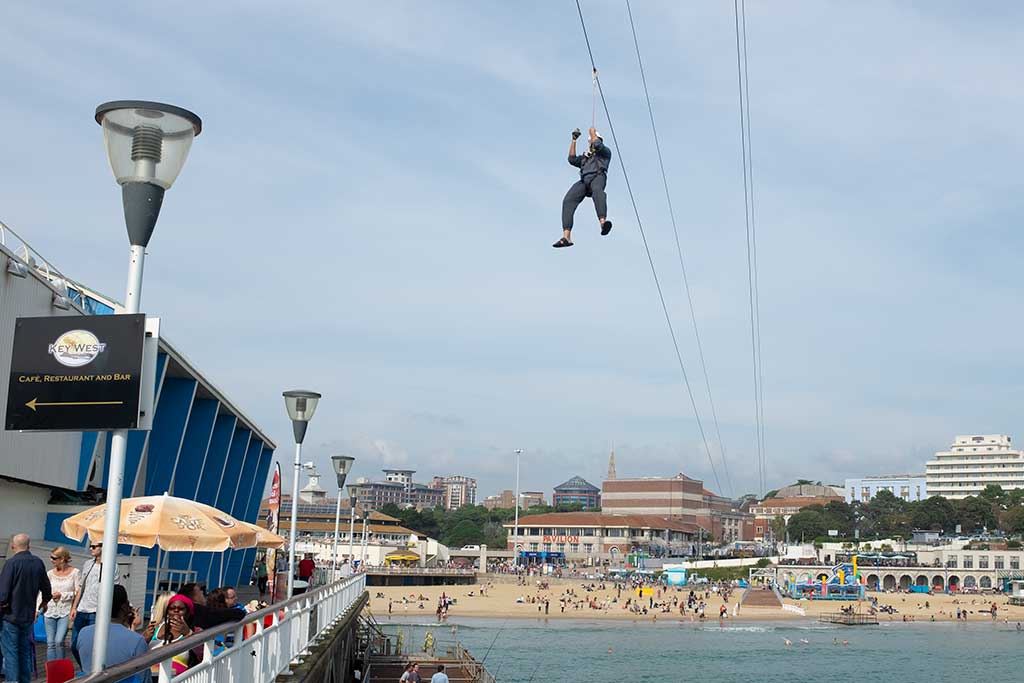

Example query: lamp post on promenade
[91,100,201,676]
[513,449,522,567]
[360,508,371,567]
[347,483,359,565]
[331,455,355,581]
[283,390,321,597]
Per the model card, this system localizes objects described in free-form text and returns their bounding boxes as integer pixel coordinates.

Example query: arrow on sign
[25,398,124,411]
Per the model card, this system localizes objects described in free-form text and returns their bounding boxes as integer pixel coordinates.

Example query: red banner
[267,463,281,602]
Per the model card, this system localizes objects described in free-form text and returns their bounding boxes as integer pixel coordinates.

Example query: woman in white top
[44,546,80,661]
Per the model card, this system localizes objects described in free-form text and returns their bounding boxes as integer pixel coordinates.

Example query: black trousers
[562,174,607,231]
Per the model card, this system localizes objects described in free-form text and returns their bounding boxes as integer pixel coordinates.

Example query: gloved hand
[572,128,581,140]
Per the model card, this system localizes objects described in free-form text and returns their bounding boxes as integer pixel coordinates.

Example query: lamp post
[347,483,359,565]
[513,449,522,567]
[360,508,371,567]
[331,455,355,581]
[283,390,321,598]
[91,101,201,676]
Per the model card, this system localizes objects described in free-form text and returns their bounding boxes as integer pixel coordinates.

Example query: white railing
[79,573,366,683]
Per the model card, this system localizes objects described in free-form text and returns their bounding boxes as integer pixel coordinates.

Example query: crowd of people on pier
[0,533,265,683]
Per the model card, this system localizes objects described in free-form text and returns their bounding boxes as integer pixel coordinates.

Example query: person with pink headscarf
[147,594,203,675]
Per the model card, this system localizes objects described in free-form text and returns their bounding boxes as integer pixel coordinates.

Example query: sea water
[382,617,1024,682]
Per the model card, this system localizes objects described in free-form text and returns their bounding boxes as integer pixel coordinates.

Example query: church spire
[607,447,617,480]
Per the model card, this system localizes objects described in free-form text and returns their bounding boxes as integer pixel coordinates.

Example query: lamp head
[95,101,202,247]
[283,389,320,443]
[331,455,355,489]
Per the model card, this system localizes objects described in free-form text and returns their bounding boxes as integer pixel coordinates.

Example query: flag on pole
[267,462,282,602]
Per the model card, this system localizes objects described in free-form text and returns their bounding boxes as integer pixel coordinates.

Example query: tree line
[780,485,1024,544]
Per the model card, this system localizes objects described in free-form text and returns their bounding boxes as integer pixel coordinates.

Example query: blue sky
[2,1,1023,500]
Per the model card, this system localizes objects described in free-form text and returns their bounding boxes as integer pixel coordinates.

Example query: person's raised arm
[568,128,581,166]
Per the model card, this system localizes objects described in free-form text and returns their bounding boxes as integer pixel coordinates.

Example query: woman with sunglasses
[43,547,79,661]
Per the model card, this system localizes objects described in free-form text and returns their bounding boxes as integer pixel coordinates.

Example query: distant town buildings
[844,474,927,503]
[481,489,546,510]
[553,475,601,509]
[430,475,478,510]
[348,469,444,511]
[260,493,419,549]
[926,434,1024,499]
[505,511,700,560]
[601,472,752,542]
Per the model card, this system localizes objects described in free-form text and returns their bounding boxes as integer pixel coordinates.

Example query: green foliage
[787,509,827,541]
[378,504,542,549]
[1002,507,1024,536]
[693,566,749,581]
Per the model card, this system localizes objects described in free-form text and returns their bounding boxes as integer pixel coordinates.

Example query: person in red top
[297,554,315,586]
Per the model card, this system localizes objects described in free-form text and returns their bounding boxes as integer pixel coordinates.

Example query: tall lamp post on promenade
[331,455,355,581]
[283,390,321,597]
[347,483,359,564]
[91,101,201,675]
[360,508,371,567]
[513,449,523,567]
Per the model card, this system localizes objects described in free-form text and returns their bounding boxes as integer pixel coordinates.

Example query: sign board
[828,529,839,537]
[6,314,146,431]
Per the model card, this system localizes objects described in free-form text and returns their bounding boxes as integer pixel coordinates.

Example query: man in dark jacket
[0,534,52,683]
[554,126,613,248]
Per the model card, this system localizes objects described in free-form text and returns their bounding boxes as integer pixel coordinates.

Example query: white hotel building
[926,434,1024,499]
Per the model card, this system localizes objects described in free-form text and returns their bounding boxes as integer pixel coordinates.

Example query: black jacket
[0,550,52,624]
[568,138,612,179]
[193,603,245,630]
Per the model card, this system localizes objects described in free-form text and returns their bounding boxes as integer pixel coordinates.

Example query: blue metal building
[1,224,275,602]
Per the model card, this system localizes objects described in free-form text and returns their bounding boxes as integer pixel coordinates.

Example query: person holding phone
[147,595,202,676]
[76,585,149,683]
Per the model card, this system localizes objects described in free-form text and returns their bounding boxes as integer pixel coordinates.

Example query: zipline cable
[741,0,767,495]
[733,0,766,495]
[625,0,734,498]
[574,0,722,495]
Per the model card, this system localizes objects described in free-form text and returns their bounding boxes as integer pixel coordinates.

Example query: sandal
[552,237,574,248]
[601,219,613,236]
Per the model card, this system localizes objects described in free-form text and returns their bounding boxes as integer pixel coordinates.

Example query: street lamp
[347,483,359,565]
[513,449,522,567]
[360,508,371,567]
[91,100,200,676]
[330,455,355,581]
[283,389,321,598]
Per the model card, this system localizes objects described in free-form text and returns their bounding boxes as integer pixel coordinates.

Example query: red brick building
[600,473,751,542]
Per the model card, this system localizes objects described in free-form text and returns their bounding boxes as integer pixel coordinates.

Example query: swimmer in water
[783,638,792,647]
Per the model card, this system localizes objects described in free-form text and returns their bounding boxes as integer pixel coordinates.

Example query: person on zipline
[553,126,612,248]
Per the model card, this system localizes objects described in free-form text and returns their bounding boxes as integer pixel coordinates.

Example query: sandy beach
[367,576,1024,624]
